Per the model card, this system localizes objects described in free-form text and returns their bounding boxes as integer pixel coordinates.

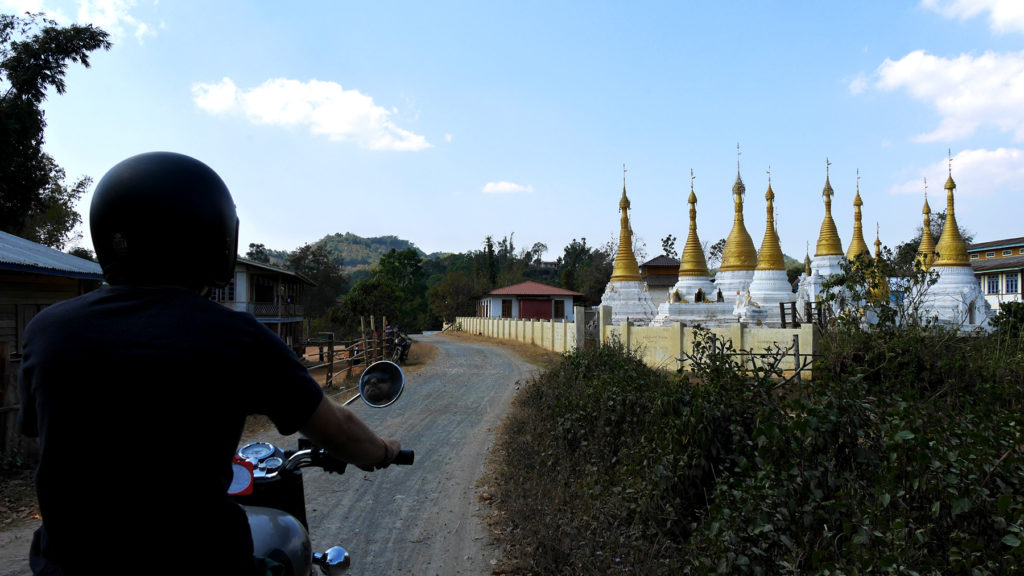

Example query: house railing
[220,302,305,318]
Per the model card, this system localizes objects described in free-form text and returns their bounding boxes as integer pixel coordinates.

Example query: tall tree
[1,12,110,246]
[286,242,347,320]
[246,242,270,263]
[661,234,677,258]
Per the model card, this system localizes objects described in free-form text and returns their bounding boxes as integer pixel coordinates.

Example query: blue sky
[6,0,1024,263]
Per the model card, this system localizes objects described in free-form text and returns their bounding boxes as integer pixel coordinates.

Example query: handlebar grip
[394,449,414,465]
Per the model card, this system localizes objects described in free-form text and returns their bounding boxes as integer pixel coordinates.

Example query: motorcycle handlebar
[304,444,415,474]
[394,449,414,466]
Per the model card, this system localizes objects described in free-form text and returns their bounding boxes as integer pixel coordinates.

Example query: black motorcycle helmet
[90,152,239,290]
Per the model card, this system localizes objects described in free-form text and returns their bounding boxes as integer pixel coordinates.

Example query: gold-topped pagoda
[870,224,889,302]
[610,179,643,282]
[679,174,711,278]
[932,172,970,267]
[917,182,936,271]
[846,173,871,262]
[755,182,785,271]
[718,166,757,272]
[815,161,844,257]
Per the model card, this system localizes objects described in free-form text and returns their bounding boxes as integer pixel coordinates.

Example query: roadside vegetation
[488,298,1024,574]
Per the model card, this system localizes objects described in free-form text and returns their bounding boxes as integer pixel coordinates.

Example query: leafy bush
[491,325,1024,575]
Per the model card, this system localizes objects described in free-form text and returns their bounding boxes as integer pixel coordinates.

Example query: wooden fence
[0,316,398,459]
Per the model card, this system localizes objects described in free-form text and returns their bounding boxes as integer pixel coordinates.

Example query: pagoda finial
[815,158,843,257]
[847,169,870,262]
[933,156,969,267]
[720,150,757,272]
[611,169,642,282]
[756,176,784,271]
[679,169,710,278]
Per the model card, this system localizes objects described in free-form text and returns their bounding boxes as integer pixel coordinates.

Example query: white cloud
[922,0,1024,35]
[77,0,154,44]
[889,148,1024,197]
[482,181,534,194]
[869,49,1024,142]
[847,73,869,95]
[191,77,431,151]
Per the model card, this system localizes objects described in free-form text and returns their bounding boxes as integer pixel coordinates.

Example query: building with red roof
[478,281,584,321]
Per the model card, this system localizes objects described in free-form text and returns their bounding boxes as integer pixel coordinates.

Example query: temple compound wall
[455,304,818,380]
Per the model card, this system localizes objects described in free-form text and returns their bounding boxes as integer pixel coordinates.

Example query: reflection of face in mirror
[359,361,404,407]
[361,375,392,406]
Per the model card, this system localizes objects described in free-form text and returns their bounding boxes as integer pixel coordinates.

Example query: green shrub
[491,325,1024,575]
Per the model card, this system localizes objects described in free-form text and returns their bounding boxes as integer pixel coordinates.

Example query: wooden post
[325,333,334,388]
[779,302,788,328]
[360,317,367,365]
[792,334,802,384]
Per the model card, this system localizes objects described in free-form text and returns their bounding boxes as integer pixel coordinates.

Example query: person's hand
[357,438,401,471]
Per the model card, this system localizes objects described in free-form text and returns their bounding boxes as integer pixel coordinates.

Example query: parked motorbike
[230,360,413,575]
[390,332,411,365]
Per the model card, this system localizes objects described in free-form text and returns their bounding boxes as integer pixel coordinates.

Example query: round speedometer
[238,441,275,461]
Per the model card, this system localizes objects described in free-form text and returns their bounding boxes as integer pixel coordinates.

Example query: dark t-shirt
[18,286,324,575]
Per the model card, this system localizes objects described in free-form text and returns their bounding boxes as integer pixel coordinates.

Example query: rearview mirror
[357,360,405,408]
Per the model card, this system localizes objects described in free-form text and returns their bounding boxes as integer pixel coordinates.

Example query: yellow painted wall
[455,306,818,379]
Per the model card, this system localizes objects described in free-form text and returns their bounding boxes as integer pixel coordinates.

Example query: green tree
[558,237,613,303]
[245,242,270,263]
[427,270,478,324]
[372,248,429,331]
[1,12,110,246]
[286,242,347,321]
[661,234,677,258]
[331,276,402,337]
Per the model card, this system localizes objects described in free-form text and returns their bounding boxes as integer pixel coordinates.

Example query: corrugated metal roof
[236,257,316,286]
[971,254,1024,273]
[0,230,103,279]
[968,237,1024,251]
[485,281,584,297]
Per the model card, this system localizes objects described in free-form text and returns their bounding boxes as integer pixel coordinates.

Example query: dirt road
[0,333,536,575]
[249,333,537,575]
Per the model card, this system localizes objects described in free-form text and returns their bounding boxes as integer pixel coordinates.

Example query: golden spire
[846,169,871,262]
[610,165,643,282]
[815,159,844,257]
[804,242,811,275]
[719,146,758,271]
[679,169,711,277]
[874,223,882,259]
[932,155,970,267]
[870,222,889,302]
[756,169,785,271]
[917,178,936,271]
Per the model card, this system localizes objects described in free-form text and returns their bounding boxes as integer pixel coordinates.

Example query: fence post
[792,334,802,384]
[779,302,788,328]
[326,333,334,388]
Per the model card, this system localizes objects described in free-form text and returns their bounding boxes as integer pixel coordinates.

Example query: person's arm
[299,396,400,469]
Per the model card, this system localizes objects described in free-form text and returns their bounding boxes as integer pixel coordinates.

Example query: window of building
[554,300,565,319]
[1020,248,1024,255]
[1007,273,1020,295]
[210,278,236,302]
[987,275,1000,295]
[1003,250,1013,256]
[986,251,995,258]
[970,253,979,259]
[501,299,513,318]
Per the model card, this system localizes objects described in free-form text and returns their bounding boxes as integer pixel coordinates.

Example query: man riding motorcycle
[17,152,400,575]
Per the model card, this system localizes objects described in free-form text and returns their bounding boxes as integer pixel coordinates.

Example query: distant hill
[318,232,423,272]
[254,232,430,277]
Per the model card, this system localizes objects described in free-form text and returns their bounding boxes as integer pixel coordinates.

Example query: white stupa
[600,173,657,325]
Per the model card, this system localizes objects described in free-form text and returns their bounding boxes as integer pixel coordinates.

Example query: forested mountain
[317,232,424,273]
